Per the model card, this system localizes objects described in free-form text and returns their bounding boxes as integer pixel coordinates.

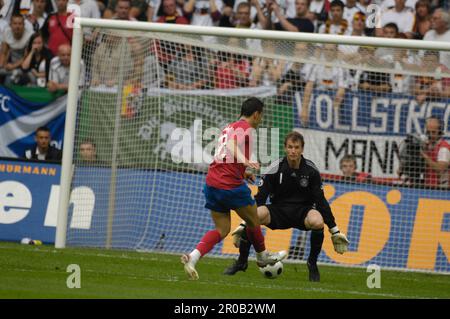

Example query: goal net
[57,19,450,274]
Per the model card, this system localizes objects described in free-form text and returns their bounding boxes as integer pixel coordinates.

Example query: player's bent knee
[306,210,324,230]
[257,206,271,225]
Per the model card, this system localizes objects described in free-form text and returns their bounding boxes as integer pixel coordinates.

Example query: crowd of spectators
[0,0,449,98]
[0,0,448,187]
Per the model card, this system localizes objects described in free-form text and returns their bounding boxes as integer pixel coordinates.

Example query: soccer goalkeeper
[224,131,349,282]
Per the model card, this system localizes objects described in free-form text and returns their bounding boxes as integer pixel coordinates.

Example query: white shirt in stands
[343,4,365,27]
[2,27,33,63]
[190,0,224,26]
[318,22,349,35]
[381,0,417,10]
[390,61,413,93]
[69,0,101,18]
[49,56,85,86]
[380,7,415,33]
[309,64,346,90]
[309,0,325,15]
[423,29,450,68]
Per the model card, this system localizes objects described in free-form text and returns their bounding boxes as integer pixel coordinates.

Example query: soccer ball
[259,261,283,279]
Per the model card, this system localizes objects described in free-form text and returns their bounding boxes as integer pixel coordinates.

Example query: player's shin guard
[196,230,222,257]
[246,226,265,253]
[308,228,324,264]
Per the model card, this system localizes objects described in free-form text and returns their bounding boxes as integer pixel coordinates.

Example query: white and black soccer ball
[259,261,283,279]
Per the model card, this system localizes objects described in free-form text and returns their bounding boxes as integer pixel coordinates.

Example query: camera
[399,134,427,185]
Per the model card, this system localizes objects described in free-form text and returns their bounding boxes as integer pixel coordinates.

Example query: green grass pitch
[0,241,448,299]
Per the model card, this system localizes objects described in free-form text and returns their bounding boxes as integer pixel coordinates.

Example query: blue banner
[294,90,450,137]
[0,87,66,158]
[0,159,61,243]
[1,159,448,272]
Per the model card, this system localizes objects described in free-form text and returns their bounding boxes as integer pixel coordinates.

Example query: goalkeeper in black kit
[224,131,349,281]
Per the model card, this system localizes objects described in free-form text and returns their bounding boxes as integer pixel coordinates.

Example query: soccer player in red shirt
[181,97,287,280]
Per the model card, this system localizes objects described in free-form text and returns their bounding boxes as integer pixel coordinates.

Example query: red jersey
[425,138,450,187]
[206,119,254,190]
[43,13,73,56]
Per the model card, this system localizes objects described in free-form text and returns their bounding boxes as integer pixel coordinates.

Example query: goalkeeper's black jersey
[255,156,336,229]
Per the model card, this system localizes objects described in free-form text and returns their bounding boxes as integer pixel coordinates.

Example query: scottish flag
[0,87,67,158]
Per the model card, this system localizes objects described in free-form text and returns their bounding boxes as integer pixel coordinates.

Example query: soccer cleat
[307,261,320,282]
[256,250,287,267]
[181,254,199,280]
[223,259,248,275]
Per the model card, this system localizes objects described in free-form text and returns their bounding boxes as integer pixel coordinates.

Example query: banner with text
[0,86,66,158]
[1,159,448,273]
[294,90,450,177]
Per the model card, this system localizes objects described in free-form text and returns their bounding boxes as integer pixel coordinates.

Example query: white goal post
[56,17,450,274]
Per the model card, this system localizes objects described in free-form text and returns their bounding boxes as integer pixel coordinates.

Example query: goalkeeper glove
[231,222,246,248]
[329,226,349,254]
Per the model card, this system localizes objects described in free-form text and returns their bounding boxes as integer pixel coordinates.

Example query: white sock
[189,249,201,265]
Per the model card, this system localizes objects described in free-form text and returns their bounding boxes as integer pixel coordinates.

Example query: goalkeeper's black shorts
[265,204,314,231]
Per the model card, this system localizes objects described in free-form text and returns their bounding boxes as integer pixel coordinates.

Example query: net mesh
[66,27,450,273]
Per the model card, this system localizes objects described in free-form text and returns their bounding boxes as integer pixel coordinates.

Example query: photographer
[399,116,449,188]
[421,117,450,188]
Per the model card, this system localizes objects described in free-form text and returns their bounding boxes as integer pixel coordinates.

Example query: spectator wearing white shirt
[27,0,48,31]
[423,8,450,68]
[318,0,349,35]
[375,22,399,63]
[301,44,346,126]
[390,48,413,94]
[0,14,33,85]
[339,11,366,62]
[381,0,417,10]
[379,0,415,36]
[48,43,85,92]
[183,0,223,26]
[343,0,364,27]
[69,0,101,19]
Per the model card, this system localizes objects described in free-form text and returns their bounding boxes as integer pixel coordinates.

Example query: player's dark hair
[284,131,305,148]
[36,126,50,133]
[240,97,264,117]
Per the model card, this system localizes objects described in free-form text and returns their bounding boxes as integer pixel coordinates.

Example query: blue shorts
[203,183,256,213]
